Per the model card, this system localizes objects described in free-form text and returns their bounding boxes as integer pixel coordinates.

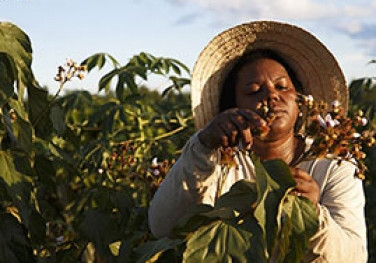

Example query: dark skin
[198,58,320,208]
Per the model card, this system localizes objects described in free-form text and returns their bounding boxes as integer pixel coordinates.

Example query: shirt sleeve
[148,131,220,238]
[303,159,368,262]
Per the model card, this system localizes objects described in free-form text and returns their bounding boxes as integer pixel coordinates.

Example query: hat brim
[191,21,347,130]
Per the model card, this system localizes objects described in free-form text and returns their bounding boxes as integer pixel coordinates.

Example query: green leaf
[6,100,33,153]
[134,237,184,263]
[0,53,16,107]
[121,70,138,94]
[252,157,296,256]
[118,107,128,125]
[183,219,266,262]
[173,204,218,238]
[170,62,181,75]
[278,195,319,262]
[169,58,190,74]
[116,74,125,102]
[89,101,118,123]
[27,85,53,138]
[216,179,257,215]
[102,106,118,135]
[0,151,33,227]
[0,213,35,263]
[81,52,119,72]
[161,59,170,74]
[161,86,174,97]
[78,209,120,258]
[28,209,46,245]
[150,58,162,73]
[130,65,148,80]
[0,22,35,99]
[11,114,33,153]
[99,69,118,93]
[50,105,66,136]
[33,155,56,191]
[109,241,122,256]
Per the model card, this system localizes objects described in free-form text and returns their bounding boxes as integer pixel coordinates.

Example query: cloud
[167,0,376,55]
[168,0,338,21]
[175,12,202,25]
[167,0,376,28]
[336,20,376,56]
[341,23,376,40]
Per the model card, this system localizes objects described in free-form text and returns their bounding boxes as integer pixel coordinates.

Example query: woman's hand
[290,167,320,208]
[198,108,268,150]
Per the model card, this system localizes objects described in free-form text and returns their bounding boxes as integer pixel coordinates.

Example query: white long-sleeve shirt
[149,132,367,262]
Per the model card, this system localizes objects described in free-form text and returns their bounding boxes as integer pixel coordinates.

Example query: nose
[264,81,279,102]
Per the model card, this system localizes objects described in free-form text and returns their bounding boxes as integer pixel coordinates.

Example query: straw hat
[191,20,347,130]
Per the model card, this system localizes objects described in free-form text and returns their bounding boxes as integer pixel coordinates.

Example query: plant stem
[33,79,66,127]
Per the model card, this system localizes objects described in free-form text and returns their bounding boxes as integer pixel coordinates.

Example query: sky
[2,0,376,95]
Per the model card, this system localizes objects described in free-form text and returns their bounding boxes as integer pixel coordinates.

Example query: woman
[149,21,367,262]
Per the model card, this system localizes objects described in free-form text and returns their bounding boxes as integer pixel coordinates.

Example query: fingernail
[245,143,251,150]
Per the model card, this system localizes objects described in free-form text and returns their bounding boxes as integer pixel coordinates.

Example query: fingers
[198,108,268,149]
[294,179,315,194]
[290,168,314,193]
[218,121,238,148]
[221,109,262,148]
[238,109,269,138]
[229,113,253,149]
[290,167,320,207]
[237,109,267,127]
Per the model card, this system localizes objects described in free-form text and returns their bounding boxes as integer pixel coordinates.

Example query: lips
[269,108,287,116]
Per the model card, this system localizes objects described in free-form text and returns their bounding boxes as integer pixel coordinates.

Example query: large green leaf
[173,204,220,238]
[253,157,296,256]
[0,53,16,107]
[173,179,266,262]
[183,219,266,262]
[28,209,46,245]
[0,151,33,226]
[7,99,33,153]
[278,195,319,262]
[178,158,318,262]
[0,213,35,263]
[134,237,184,263]
[216,179,258,215]
[50,105,66,136]
[0,22,35,99]
[27,85,53,138]
[78,209,121,258]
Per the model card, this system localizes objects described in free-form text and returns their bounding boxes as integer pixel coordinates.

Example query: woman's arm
[148,132,220,238]
[303,159,367,262]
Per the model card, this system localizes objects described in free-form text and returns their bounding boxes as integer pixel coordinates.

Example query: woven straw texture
[191,21,347,130]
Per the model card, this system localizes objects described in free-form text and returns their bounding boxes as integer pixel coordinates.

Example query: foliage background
[0,21,375,262]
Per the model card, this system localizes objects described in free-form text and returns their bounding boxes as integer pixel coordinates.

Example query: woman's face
[235,58,299,139]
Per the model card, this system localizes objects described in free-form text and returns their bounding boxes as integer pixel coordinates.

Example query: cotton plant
[219,93,375,179]
[296,93,375,179]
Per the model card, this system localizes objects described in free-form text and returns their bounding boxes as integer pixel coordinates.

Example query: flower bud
[352,132,361,138]
[361,118,368,126]
[331,100,340,108]
[54,75,63,81]
[151,157,159,168]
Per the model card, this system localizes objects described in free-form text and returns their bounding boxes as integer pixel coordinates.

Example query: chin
[264,124,294,140]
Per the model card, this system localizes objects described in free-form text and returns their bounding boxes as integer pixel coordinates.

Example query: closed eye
[245,84,260,94]
[275,85,288,91]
